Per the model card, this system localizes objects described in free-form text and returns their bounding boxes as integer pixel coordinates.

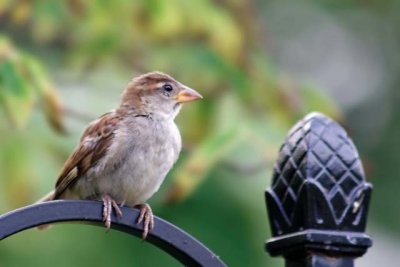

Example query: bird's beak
[175,86,203,103]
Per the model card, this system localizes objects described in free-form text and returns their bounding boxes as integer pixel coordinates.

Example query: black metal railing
[265,112,372,267]
[0,200,226,267]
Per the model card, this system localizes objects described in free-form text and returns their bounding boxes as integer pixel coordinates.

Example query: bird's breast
[91,118,182,206]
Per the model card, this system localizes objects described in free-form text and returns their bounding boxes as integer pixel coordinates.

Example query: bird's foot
[136,203,154,240]
[102,194,123,232]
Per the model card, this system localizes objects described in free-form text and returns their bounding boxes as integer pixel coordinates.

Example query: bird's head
[120,71,202,120]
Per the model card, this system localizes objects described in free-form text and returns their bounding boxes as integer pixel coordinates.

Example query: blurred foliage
[0,0,339,204]
[0,35,64,132]
[0,1,352,266]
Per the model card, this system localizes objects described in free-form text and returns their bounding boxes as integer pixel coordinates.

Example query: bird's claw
[102,195,123,232]
[136,203,154,240]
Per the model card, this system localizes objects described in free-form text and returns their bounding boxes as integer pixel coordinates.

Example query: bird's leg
[101,194,123,232]
[136,203,154,240]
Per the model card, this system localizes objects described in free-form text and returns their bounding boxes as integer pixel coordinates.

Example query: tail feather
[35,190,55,204]
[36,190,55,230]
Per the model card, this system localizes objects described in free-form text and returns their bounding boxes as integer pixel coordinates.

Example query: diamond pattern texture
[271,112,366,222]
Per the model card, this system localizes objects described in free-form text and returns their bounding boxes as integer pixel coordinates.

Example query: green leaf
[0,60,36,128]
[300,84,341,120]
[22,55,65,133]
[166,126,241,202]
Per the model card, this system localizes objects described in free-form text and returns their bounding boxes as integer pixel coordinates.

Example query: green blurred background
[0,0,399,266]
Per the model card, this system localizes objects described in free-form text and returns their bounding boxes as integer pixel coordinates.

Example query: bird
[37,71,202,239]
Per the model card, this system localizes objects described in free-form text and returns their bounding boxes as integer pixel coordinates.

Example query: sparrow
[38,71,202,239]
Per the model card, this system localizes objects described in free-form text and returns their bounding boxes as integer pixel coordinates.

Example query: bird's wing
[54,111,122,199]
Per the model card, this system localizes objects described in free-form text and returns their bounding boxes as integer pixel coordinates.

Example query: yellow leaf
[11,0,31,25]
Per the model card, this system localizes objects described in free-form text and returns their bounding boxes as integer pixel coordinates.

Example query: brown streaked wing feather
[54,111,121,199]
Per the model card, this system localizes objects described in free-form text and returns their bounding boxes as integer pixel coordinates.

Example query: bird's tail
[35,190,55,203]
[35,190,55,230]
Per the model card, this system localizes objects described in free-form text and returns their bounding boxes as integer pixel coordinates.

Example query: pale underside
[56,111,182,207]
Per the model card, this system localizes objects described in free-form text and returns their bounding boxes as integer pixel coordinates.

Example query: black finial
[265,112,372,263]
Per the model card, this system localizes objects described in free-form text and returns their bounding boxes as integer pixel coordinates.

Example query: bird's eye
[163,83,173,92]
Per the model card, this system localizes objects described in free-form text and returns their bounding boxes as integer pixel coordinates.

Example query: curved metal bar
[0,200,226,267]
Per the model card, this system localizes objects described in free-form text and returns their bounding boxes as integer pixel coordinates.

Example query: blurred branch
[165,127,242,203]
[0,35,65,133]
[221,159,270,176]
[63,106,95,123]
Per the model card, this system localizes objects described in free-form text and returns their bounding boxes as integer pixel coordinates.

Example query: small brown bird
[38,71,202,239]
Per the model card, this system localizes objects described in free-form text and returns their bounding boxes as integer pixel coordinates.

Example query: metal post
[265,112,372,267]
